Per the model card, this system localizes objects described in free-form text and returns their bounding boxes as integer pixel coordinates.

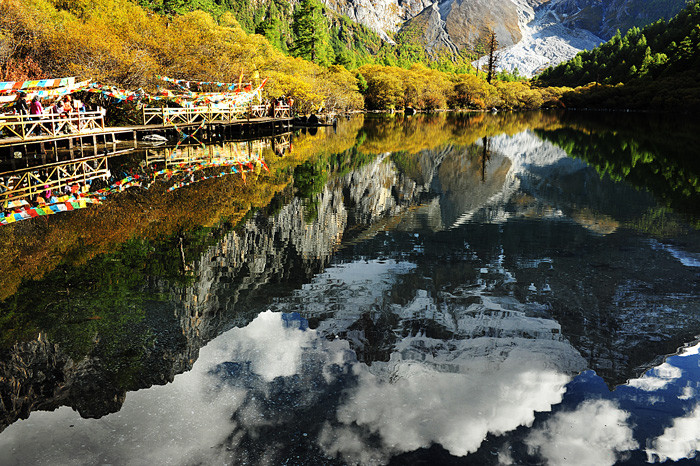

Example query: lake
[0,110,699,465]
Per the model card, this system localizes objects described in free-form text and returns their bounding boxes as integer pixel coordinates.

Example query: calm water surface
[1,111,699,465]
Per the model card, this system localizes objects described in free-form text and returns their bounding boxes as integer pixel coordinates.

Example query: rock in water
[143,134,168,142]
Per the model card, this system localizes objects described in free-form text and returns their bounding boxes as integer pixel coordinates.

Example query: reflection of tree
[537,127,700,225]
[480,136,491,182]
[0,121,365,303]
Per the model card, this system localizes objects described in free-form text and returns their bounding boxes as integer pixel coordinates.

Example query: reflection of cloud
[0,306,587,465]
[321,334,583,462]
[0,333,249,465]
[526,399,637,466]
[0,311,332,465]
[627,362,683,392]
[679,341,700,357]
[295,256,587,462]
[221,310,315,381]
[319,424,388,465]
[680,386,695,400]
[647,403,700,463]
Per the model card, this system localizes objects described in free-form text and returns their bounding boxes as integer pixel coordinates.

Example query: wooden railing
[143,103,292,126]
[0,154,110,204]
[0,111,105,141]
[271,133,291,155]
[143,104,250,126]
[273,104,291,118]
[249,104,269,118]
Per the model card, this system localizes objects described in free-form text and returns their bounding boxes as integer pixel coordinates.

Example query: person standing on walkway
[30,96,43,115]
[14,92,29,115]
[29,96,44,135]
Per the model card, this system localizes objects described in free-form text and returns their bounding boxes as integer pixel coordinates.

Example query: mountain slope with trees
[535,0,700,110]
[538,0,700,86]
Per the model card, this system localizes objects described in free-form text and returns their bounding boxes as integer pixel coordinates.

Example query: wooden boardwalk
[0,106,293,157]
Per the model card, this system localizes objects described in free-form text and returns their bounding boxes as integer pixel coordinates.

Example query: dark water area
[0,110,699,465]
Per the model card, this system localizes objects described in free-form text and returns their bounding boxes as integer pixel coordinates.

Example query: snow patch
[475,0,604,77]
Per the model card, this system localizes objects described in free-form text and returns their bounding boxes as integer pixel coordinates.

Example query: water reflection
[0,111,699,464]
[0,310,581,464]
[5,310,700,465]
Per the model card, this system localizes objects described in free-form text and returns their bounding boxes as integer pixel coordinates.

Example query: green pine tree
[292,0,333,65]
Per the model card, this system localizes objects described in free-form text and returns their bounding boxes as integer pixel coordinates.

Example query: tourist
[29,96,43,135]
[61,96,73,116]
[51,100,62,115]
[73,98,84,113]
[60,96,75,133]
[14,92,29,115]
[29,96,43,116]
[49,100,62,134]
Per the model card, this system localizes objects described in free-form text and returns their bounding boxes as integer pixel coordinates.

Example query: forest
[1,0,699,113]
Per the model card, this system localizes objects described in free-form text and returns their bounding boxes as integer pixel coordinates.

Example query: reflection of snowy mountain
[268,256,585,461]
[0,309,583,465]
[411,130,656,236]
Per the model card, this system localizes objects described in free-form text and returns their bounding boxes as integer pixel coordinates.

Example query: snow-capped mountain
[325,0,686,75]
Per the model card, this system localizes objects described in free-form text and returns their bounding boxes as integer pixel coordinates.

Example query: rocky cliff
[552,0,687,39]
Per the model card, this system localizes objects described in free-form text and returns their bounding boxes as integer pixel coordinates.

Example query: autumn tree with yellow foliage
[0,0,568,113]
[0,0,363,112]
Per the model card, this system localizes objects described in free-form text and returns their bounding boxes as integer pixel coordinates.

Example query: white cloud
[525,399,637,466]
[647,403,700,463]
[680,385,696,401]
[218,310,316,382]
[321,334,583,462]
[0,308,587,466]
[627,362,683,392]
[679,342,700,358]
[0,342,248,465]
